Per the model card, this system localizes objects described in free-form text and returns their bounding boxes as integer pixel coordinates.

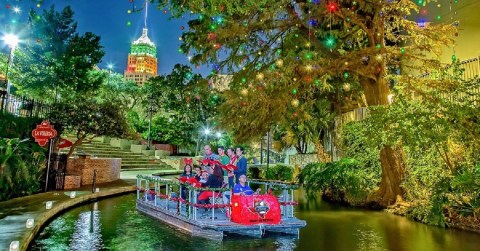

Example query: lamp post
[2,34,19,94]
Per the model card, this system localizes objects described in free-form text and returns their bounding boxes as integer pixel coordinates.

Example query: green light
[376,44,381,49]
[210,24,217,31]
[276,49,282,54]
[314,79,320,85]
[400,48,406,54]
[452,54,457,62]
[436,15,441,20]
[241,78,247,83]
[324,37,336,48]
[292,88,298,94]
[343,72,349,78]
[178,48,183,53]
[198,14,204,21]
[305,52,312,60]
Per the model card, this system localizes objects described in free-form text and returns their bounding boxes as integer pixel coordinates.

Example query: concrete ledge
[21,186,135,251]
[131,144,147,153]
[141,150,155,156]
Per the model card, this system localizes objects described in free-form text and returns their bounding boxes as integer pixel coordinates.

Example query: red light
[421,9,427,15]
[328,3,337,12]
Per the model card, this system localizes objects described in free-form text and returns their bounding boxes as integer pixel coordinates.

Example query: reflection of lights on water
[69,203,103,250]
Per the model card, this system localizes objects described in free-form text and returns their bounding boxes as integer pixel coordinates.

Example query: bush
[0,138,46,201]
[264,164,294,181]
[0,112,42,138]
[299,158,379,205]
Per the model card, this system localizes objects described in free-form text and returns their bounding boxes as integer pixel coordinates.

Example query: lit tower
[124,2,158,85]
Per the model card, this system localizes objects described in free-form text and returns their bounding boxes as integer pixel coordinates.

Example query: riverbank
[0,180,135,251]
[320,191,480,234]
[0,169,181,251]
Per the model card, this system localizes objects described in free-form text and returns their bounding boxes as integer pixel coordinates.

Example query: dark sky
[1,0,208,75]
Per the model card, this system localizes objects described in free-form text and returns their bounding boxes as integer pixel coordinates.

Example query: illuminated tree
[157,0,456,206]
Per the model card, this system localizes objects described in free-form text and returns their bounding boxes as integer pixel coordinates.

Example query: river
[30,191,480,250]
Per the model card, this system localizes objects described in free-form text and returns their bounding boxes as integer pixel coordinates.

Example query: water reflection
[68,203,102,250]
[32,190,480,251]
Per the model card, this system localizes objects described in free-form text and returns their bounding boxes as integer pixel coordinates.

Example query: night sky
[1,0,207,76]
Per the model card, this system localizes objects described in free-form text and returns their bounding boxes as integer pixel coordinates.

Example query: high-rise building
[124,27,158,85]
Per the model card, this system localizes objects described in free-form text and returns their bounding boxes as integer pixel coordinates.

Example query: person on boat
[233,174,259,196]
[217,146,230,185]
[234,146,247,184]
[194,166,202,182]
[180,158,194,199]
[226,147,236,188]
[200,170,208,183]
[203,145,219,161]
[197,162,223,205]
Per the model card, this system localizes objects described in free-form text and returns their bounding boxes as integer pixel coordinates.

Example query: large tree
[159,0,455,206]
[139,64,217,149]
[12,6,104,101]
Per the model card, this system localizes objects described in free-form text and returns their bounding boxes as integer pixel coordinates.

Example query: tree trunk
[361,77,406,207]
[368,145,406,207]
[315,139,330,163]
[67,134,87,159]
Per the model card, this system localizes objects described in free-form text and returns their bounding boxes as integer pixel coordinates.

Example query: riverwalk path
[0,169,180,251]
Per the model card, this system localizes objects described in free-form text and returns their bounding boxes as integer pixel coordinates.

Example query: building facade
[124,28,158,85]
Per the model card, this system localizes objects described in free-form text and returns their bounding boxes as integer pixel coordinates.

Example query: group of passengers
[179,145,256,206]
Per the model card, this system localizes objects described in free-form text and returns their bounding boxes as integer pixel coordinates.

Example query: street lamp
[204,128,210,143]
[2,34,19,94]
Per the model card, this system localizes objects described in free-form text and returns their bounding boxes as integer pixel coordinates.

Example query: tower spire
[144,0,148,28]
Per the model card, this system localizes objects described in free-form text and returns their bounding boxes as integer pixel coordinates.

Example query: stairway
[60,138,174,171]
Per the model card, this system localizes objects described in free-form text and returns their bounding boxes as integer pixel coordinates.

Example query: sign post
[32,121,58,191]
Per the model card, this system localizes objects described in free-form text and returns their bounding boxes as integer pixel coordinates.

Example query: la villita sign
[32,120,57,146]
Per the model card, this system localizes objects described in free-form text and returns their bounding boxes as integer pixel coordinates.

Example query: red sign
[31,121,57,146]
[58,138,73,148]
[230,194,281,225]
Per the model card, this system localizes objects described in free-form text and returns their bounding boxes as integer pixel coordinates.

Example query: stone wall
[67,156,121,185]
[289,154,318,169]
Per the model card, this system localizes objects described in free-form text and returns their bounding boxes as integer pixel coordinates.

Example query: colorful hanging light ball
[291,99,299,107]
[127,21,131,26]
[292,88,298,95]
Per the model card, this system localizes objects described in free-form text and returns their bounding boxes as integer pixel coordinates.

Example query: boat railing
[136,175,300,222]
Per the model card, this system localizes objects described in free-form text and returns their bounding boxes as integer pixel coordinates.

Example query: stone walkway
[0,169,181,251]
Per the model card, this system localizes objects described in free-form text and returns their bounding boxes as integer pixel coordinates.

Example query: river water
[30,191,480,251]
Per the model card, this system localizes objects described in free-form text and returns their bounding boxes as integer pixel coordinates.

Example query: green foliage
[299,158,379,205]
[0,112,42,138]
[12,6,105,100]
[0,138,46,201]
[47,98,133,148]
[448,164,480,217]
[138,64,217,147]
[264,164,294,182]
[341,121,381,172]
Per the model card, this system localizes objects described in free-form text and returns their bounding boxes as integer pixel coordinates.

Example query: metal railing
[0,91,52,118]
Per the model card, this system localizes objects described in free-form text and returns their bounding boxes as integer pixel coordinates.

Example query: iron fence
[0,90,52,118]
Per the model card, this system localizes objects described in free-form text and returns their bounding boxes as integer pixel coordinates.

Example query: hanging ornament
[292,88,298,95]
[256,73,264,80]
[127,21,131,26]
[293,112,298,117]
[241,89,248,96]
[343,83,351,92]
[276,59,284,67]
[241,101,247,107]
[343,72,349,79]
[163,10,168,14]
[291,99,299,107]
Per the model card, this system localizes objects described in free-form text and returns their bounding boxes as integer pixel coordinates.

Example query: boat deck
[137,198,306,240]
